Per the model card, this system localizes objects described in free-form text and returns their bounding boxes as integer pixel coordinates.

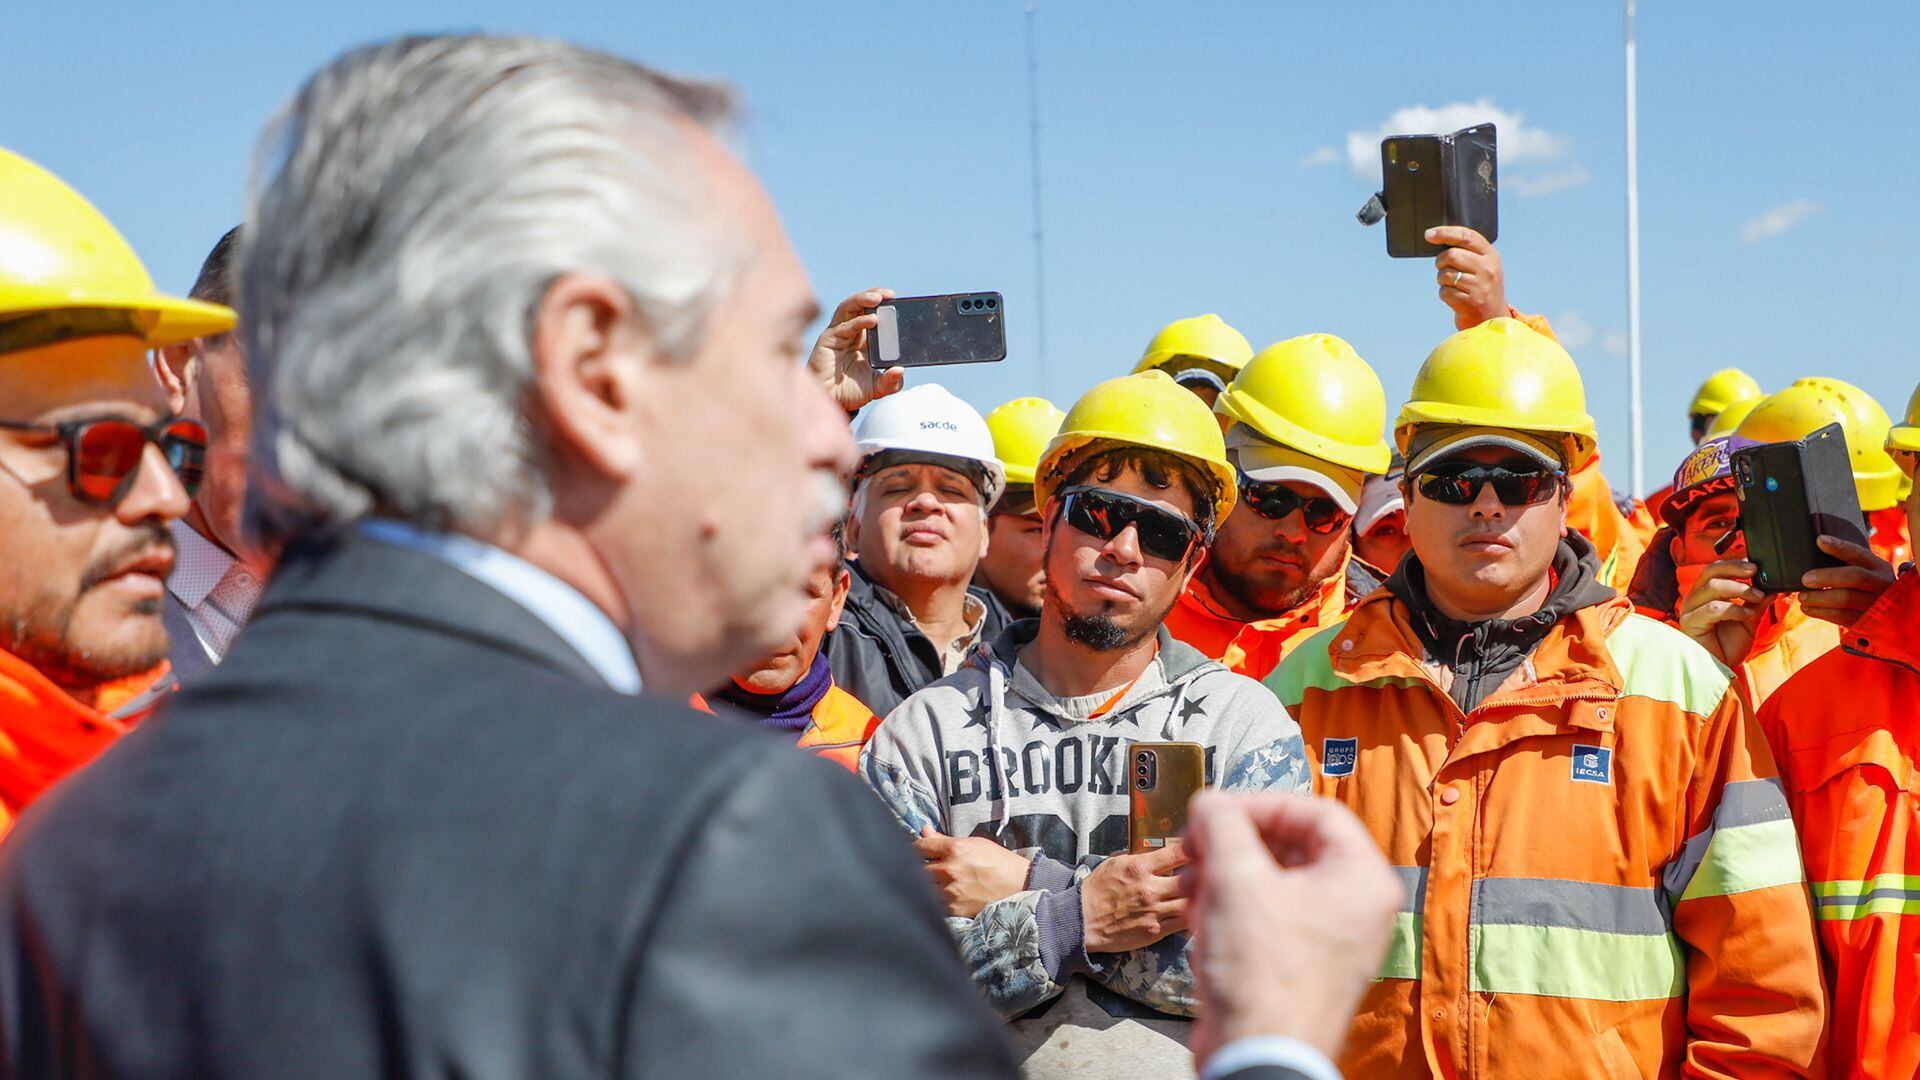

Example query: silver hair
[240,34,741,546]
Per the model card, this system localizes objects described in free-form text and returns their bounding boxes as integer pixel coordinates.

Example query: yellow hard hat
[1736,378,1904,511]
[1687,368,1763,419]
[1131,314,1254,378]
[1703,393,1764,439]
[1215,333,1392,475]
[985,396,1067,487]
[1889,382,1920,480]
[0,147,235,351]
[1394,317,1598,470]
[1035,369,1237,526]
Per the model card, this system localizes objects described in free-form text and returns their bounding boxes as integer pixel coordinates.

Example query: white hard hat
[854,384,1006,509]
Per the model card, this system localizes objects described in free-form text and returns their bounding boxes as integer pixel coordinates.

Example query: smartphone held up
[1357,123,1499,258]
[1730,423,1870,592]
[870,291,1009,369]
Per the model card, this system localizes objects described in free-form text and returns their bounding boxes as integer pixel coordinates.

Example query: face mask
[1673,560,1708,605]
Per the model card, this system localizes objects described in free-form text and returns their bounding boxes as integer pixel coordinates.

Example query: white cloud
[1550,312,1628,358]
[1340,98,1585,197]
[1300,145,1341,168]
[1506,165,1592,198]
[1553,312,1599,350]
[1741,200,1823,244]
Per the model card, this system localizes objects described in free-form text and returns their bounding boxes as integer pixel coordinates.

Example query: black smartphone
[1730,423,1869,592]
[1376,124,1499,258]
[869,292,1008,369]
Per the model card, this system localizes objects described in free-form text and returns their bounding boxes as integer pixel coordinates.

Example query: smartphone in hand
[870,292,1008,369]
[1369,124,1499,258]
[1731,422,1869,592]
[1128,741,1206,854]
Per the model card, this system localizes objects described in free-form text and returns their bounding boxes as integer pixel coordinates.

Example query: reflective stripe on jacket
[1265,590,1826,1078]
[1163,550,1376,681]
[1759,569,1920,1079]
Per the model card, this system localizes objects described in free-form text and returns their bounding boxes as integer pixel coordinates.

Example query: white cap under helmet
[853,384,1007,509]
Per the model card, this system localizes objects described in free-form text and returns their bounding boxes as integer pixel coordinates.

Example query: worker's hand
[808,287,903,414]
[1429,226,1508,331]
[1182,792,1401,1067]
[1080,843,1190,953]
[1678,558,1767,666]
[914,825,1032,918]
[1798,535,1897,626]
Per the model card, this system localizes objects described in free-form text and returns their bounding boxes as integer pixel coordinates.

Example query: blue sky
[7,1,1913,493]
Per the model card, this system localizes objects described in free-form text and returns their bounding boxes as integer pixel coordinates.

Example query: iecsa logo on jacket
[1571,743,1612,785]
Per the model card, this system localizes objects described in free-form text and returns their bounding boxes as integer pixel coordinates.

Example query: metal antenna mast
[1024,1,1048,393]
[1625,0,1645,493]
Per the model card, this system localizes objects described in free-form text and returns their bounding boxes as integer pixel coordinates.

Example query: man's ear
[976,505,992,561]
[826,567,852,630]
[531,273,644,478]
[155,343,193,414]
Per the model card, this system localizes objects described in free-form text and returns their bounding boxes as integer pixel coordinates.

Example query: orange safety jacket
[794,683,884,771]
[1567,452,1651,594]
[0,647,149,836]
[691,681,882,772]
[1163,551,1359,681]
[1759,569,1920,1079]
[1266,591,1827,1078]
[1737,596,1841,711]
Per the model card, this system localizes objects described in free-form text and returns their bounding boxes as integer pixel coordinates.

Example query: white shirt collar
[167,519,237,609]
[357,519,642,695]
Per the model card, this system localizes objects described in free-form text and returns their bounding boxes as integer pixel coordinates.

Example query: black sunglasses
[1412,462,1565,507]
[1237,475,1350,534]
[1059,485,1202,562]
[0,415,207,506]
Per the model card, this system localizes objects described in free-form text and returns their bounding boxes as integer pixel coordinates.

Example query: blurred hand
[1080,843,1190,953]
[1183,792,1400,1066]
[1678,558,1767,666]
[914,825,1032,918]
[808,286,903,413]
[1798,535,1897,626]
[1428,226,1508,331]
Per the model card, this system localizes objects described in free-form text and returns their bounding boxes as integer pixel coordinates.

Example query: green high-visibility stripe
[1378,911,1421,980]
[1811,874,1920,920]
[1678,818,1805,901]
[1263,628,1424,709]
[1811,873,1920,899]
[1469,923,1685,1002]
[1604,612,1734,717]
[1816,896,1920,920]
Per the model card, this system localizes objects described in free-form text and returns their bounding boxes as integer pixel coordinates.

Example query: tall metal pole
[1624,0,1645,493]
[1024,1,1048,394]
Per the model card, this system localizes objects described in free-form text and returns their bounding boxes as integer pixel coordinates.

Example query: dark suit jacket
[0,532,1016,1078]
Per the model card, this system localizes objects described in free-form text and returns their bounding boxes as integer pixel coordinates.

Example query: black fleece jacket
[1386,532,1618,713]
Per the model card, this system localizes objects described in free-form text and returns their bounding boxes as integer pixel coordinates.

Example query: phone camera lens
[985,297,997,309]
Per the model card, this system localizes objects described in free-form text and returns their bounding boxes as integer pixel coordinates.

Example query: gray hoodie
[861,620,1309,1077]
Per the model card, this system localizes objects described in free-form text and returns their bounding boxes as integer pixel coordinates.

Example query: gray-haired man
[0,34,1014,1078]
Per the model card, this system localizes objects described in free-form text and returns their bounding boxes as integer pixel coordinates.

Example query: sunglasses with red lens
[1059,485,1203,562]
[0,416,208,505]
[1412,462,1564,507]
[1237,475,1350,534]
